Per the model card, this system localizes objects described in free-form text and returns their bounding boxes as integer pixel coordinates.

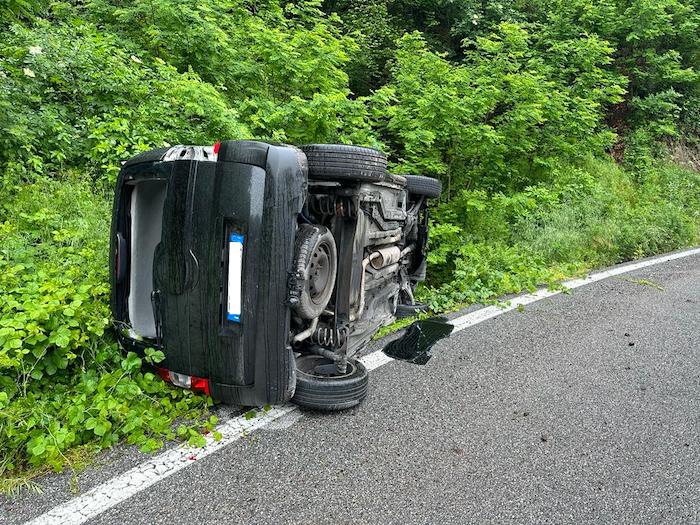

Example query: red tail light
[191,376,211,396]
[213,142,221,155]
[156,367,210,396]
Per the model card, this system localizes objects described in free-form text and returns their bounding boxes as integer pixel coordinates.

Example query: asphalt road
[4,253,700,524]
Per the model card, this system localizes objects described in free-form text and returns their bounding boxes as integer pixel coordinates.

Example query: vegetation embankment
[1,0,699,489]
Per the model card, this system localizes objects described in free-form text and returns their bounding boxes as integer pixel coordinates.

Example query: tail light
[156,367,211,396]
[190,376,211,396]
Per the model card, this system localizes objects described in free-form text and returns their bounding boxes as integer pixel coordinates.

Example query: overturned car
[110,141,441,410]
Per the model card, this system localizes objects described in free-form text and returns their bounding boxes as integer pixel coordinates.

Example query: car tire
[300,144,387,182]
[293,224,337,320]
[405,175,442,199]
[292,355,369,411]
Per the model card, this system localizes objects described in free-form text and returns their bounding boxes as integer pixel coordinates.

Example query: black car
[110,141,441,410]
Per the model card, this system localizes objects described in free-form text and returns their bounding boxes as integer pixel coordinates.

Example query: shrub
[0,177,212,481]
[0,19,248,183]
[83,0,378,146]
[420,157,700,310]
[370,26,625,195]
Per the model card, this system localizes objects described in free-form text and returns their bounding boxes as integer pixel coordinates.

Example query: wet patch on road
[382,317,454,364]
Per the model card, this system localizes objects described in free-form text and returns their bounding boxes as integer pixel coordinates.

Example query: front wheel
[404,175,442,199]
[291,355,368,411]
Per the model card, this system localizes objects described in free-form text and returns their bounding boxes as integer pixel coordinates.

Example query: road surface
[3,251,699,524]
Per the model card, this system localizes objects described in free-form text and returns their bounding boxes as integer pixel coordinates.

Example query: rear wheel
[292,355,369,411]
[301,144,387,182]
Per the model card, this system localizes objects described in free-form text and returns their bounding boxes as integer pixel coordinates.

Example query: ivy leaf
[121,352,142,372]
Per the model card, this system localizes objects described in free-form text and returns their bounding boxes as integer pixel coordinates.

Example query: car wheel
[292,355,369,411]
[300,144,387,182]
[405,175,442,199]
[293,224,337,320]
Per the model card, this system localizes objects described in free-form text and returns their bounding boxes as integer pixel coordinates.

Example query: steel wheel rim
[308,242,332,305]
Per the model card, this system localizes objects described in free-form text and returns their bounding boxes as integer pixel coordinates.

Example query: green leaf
[121,352,142,372]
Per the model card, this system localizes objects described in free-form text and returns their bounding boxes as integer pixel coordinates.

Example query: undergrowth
[418,157,700,310]
[0,176,215,493]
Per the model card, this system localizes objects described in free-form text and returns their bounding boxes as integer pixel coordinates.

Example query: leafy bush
[370,26,624,194]
[0,177,212,481]
[420,157,700,310]
[334,0,700,155]
[0,18,248,183]
[84,0,378,146]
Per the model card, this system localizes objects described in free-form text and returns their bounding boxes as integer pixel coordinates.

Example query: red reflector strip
[191,376,211,396]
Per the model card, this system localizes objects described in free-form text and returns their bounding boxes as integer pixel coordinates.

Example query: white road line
[448,246,700,333]
[25,247,700,525]
[25,405,297,525]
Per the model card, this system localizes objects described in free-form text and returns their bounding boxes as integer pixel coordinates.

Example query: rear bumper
[110,141,308,406]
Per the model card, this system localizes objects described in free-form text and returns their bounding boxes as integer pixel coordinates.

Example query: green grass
[419,157,700,311]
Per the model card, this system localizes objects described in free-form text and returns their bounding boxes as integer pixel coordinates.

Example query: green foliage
[0,176,110,391]
[371,27,624,193]
[0,17,247,184]
[421,157,700,310]
[333,0,700,156]
[327,0,401,95]
[84,0,377,145]
[521,0,700,160]
[0,0,43,25]
[0,177,211,481]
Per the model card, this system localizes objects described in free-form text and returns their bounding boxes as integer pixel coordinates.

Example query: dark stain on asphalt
[382,317,454,364]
